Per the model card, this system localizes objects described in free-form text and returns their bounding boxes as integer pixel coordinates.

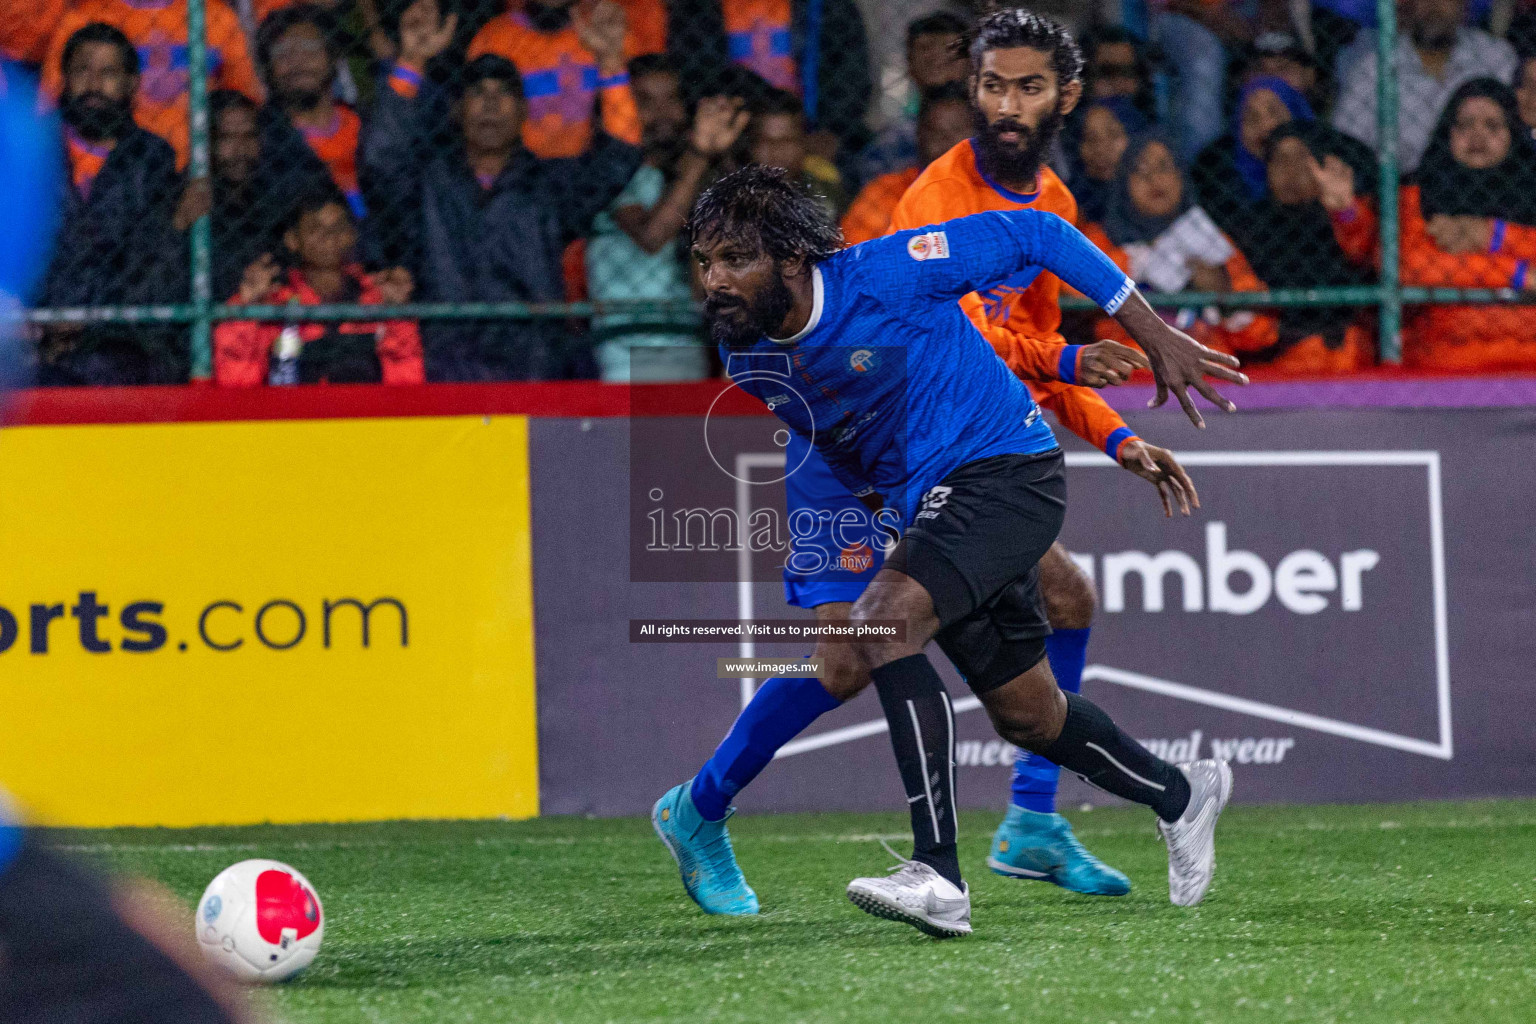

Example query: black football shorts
[885,449,1067,694]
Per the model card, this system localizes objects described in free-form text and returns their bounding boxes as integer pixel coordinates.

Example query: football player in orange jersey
[888,8,1213,898]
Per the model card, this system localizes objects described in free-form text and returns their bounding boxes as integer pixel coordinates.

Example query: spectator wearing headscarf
[1216,120,1377,374]
[1192,75,1314,238]
[1076,133,1261,354]
[1065,96,1148,228]
[1314,78,1536,371]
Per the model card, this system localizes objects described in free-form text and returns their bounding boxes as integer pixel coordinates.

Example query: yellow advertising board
[0,415,537,826]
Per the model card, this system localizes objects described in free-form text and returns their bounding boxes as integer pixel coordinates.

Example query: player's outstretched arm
[978,317,1148,387]
[859,210,1245,420]
[1117,439,1199,517]
[1111,291,1247,428]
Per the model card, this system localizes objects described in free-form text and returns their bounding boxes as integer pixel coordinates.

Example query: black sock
[871,654,963,889]
[1041,692,1191,822]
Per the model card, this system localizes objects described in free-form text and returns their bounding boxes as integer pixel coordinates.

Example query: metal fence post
[1376,0,1403,363]
[187,0,213,380]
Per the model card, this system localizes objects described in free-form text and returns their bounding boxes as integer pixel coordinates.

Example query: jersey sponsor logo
[906,230,950,261]
[916,485,952,520]
[848,349,877,373]
[837,542,875,573]
[764,393,791,410]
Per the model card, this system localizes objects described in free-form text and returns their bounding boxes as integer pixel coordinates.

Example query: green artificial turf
[44,799,1536,1023]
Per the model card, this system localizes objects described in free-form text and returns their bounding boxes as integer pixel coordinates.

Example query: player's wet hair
[687,166,843,266]
[967,8,1084,88]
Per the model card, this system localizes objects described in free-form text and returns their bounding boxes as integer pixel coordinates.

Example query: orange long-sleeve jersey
[889,139,1139,459]
[42,0,262,168]
[468,2,648,158]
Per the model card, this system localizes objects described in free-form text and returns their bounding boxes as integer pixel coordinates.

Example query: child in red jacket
[214,192,423,386]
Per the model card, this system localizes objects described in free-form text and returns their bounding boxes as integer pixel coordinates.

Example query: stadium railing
[21,0,1533,377]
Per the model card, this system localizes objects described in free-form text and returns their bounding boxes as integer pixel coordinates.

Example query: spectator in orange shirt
[468,0,645,158]
[1078,133,1262,358]
[41,0,263,166]
[215,190,423,385]
[1216,120,1375,374]
[256,5,366,218]
[40,23,187,384]
[1314,77,1536,371]
[840,82,971,246]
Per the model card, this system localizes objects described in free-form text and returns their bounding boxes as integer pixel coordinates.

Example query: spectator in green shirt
[586,54,748,381]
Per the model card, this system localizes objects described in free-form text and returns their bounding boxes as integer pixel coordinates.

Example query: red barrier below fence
[4,371,1534,426]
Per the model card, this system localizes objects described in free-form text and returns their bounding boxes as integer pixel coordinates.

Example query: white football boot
[1157,758,1234,907]
[847,850,971,938]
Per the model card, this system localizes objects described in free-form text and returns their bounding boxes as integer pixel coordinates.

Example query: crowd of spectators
[4,0,1536,386]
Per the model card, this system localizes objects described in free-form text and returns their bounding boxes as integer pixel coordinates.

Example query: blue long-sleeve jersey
[723,208,1136,527]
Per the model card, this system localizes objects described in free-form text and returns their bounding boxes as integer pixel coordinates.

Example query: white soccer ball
[195,859,324,983]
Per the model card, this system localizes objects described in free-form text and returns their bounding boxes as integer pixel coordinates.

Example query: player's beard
[704,274,796,350]
[971,103,1064,186]
[61,91,133,142]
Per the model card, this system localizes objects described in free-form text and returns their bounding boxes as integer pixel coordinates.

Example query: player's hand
[236,254,282,304]
[1076,339,1148,387]
[1117,439,1198,517]
[1112,290,1246,429]
[397,0,456,68]
[576,0,628,74]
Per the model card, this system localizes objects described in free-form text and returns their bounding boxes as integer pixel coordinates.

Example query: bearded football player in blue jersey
[653,165,1244,937]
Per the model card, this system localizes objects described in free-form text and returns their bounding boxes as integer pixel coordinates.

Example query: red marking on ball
[255,869,321,944]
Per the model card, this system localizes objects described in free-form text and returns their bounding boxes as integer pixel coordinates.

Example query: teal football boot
[987,805,1131,895]
[652,781,759,915]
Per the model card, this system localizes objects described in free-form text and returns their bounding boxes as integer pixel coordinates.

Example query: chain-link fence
[9,0,1536,385]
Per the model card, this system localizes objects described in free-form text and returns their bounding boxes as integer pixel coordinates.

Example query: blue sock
[691,675,842,821]
[1010,627,1091,814]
